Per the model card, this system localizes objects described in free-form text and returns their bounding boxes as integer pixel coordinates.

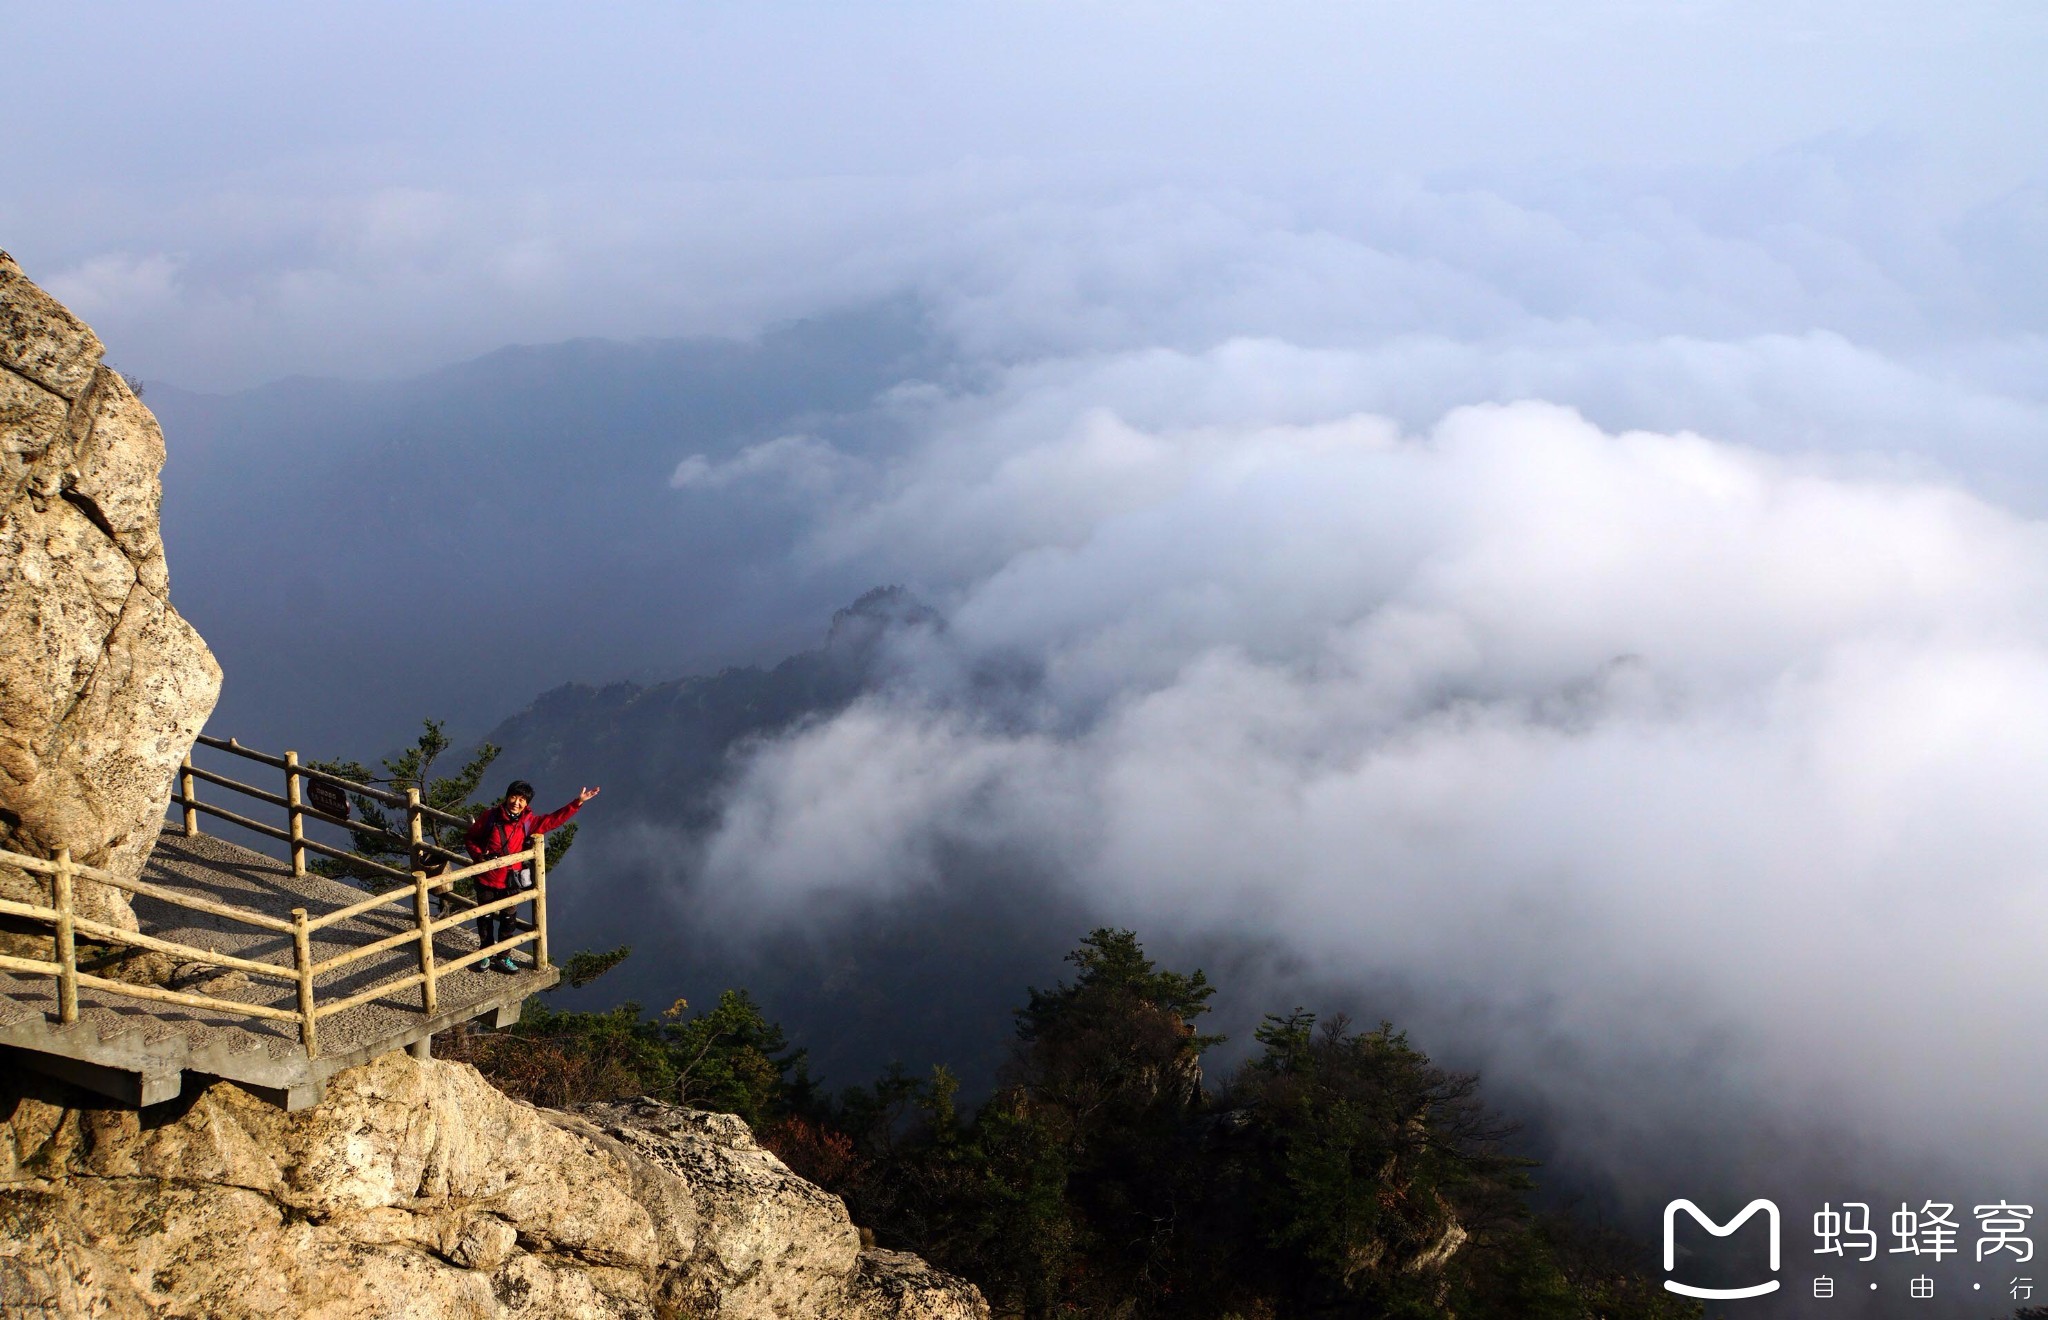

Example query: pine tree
[308,718,577,886]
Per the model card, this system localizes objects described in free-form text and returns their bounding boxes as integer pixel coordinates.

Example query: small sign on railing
[306,780,350,821]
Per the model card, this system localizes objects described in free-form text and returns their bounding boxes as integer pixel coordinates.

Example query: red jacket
[464,798,583,890]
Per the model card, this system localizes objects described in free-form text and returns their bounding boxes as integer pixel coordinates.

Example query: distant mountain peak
[826,586,942,656]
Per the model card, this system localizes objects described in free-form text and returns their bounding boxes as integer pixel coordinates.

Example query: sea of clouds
[649,144,2048,1209]
[686,371,2048,1194]
[76,144,2048,1210]
[16,2,2048,1240]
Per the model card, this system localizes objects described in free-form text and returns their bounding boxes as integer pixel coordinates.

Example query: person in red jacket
[463,778,599,972]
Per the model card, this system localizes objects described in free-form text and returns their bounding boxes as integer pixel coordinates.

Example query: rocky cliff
[0,1052,988,1319]
[0,253,221,940]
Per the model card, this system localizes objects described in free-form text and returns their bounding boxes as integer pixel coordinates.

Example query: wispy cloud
[670,434,859,495]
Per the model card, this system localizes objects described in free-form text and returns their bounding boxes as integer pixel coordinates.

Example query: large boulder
[0,252,219,938]
[0,1053,990,1320]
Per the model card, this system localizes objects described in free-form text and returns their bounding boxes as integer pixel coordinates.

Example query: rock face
[0,1052,990,1320]
[0,253,221,935]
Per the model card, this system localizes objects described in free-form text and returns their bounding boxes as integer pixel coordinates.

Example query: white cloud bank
[689,382,2048,1195]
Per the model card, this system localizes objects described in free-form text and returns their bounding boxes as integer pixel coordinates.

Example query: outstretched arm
[532,787,599,835]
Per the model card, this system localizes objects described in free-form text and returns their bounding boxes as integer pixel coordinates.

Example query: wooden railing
[177,733,474,883]
[0,734,552,1060]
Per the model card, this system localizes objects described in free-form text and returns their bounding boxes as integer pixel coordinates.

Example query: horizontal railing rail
[195,734,406,805]
[0,730,555,1063]
[0,832,548,1059]
[0,847,295,933]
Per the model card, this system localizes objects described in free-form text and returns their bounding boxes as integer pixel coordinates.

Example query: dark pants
[476,867,531,959]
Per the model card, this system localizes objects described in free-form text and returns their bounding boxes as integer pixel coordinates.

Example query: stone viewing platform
[0,830,557,1110]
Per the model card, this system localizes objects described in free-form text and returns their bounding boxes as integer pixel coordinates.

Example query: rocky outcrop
[0,1052,989,1319]
[0,253,221,939]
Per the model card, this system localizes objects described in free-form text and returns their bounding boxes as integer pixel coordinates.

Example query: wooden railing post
[179,757,199,837]
[409,788,438,1015]
[284,750,307,878]
[292,907,319,1058]
[406,787,425,862]
[53,847,78,1024]
[532,832,549,970]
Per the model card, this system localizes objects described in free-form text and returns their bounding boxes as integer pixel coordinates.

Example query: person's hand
[578,786,601,804]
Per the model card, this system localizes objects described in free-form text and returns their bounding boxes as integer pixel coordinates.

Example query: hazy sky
[14,3,2048,1282]
[7,1,2046,387]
